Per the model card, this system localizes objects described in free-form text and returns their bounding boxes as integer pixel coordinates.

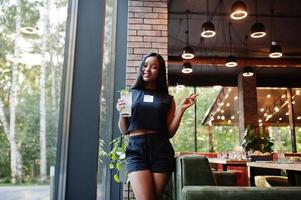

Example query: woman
[116,53,198,200]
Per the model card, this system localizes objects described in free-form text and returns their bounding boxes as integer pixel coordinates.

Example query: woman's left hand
[180,93,199,111]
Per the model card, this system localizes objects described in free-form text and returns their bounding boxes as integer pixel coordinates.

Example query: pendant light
[243,66,254,77]
[201,0,216,38]
[269,41,282,58]
[182,62,193,73]
[250,0,266,38]
[213,85,222,90]
[269,8,282,58]
[20,26,39,35]
[176,83,185,90]
[226,23,237,67]
[226,55,237,67]
[242,36,254,77]
[231,1,248,20]
[182,10,195,59]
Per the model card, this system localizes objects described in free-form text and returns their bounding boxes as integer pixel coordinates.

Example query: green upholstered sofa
[171,155,301,200]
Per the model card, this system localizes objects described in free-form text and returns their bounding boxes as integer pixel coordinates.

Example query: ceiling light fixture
[251,22,266,38]
[213,85,222,90]
[269,8,282,58]
[250,0,266,38]
[242,66,254,77]
[182,62,193,73]
[20,26,39,35]
[201,22,216,38]
[226,55,237,67]
[226,23,237,67]
[176,83,185,90]
[201,0,216,38]
[231,1,248,20]
[269,41,282,58]
[182,10,195,59]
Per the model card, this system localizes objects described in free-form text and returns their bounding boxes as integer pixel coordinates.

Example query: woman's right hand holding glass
[116,99,125,112]
[116,98,125,113]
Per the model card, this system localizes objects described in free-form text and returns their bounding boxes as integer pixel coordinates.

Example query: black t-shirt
[127,89,173,134]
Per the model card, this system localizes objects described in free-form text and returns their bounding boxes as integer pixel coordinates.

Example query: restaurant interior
[164,0,301,197]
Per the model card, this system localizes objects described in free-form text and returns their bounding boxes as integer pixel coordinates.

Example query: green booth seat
[170,155,301,200]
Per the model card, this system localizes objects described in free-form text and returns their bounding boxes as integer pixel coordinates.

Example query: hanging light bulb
[269,8,283,58]
[269,41,282,58]
[182,10,194,59]
[250,0,266,38]
[182,46,195,59]
[242,66,254,77]
[182,62,193,74]
[201,0,216,38]
[226,23,237,67]
[231,1,248,20]
[20,26,39,35]
[176,83,185,90]
[225,55,237,67]
[250,22,266,38]
[201,21,216,38]
[213,85,222,90]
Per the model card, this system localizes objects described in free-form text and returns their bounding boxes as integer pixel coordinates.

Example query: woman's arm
[118,116,129,134]
[166,94,198,138]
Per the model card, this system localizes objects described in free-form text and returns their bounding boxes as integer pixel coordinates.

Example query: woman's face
[142,56,160,82]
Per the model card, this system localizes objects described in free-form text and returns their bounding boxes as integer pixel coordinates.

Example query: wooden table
[247,161,301,186]
[208,158,249,186]
[208,158,247,171]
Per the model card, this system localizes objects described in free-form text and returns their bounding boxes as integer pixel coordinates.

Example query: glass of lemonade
[120,90,132,117]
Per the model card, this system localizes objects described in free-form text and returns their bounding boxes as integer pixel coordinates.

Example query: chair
[171,155,301,200]
[255,175,289,187]
[172,155,237,200]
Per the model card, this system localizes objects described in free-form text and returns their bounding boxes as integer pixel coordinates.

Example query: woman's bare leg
[128,170,156,200]
[153,172,171,199]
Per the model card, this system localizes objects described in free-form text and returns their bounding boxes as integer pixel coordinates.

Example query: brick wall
[127,0,168,87]
[123,2,169,199]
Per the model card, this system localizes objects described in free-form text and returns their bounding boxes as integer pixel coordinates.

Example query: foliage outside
[240,126,274,153]
[0,0,67,183]
[169,86,240,153]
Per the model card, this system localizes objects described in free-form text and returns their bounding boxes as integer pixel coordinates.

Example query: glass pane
[292,88,301,152]
[0,0,68,199]
[97,0,117,199]
[257,87,292,152]
[169,86,195,152]
[169,86,240,153]
[209,87,240,153]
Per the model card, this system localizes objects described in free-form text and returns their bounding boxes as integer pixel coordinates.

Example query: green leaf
[111,154,117,160]
[113,174,120,183]
[116,162,121,171]
[109,163,114,169]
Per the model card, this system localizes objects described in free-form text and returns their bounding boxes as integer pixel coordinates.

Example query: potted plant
[240,125,274,161]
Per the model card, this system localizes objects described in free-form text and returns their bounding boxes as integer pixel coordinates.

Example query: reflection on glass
[169,86,240,153]
[97,0,117,199]
[0,0,68,198]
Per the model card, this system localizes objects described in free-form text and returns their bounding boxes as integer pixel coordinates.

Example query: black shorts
[126,133,175,174]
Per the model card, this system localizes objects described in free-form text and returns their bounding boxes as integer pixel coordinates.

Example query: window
[0,0,68,198]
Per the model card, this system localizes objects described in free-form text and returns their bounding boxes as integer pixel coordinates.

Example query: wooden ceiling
[167,0,301,86]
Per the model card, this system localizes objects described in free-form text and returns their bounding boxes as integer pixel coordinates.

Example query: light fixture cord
[229,22,232,54]
[245,35,248,57]
[186,10,189,46]
[270,8,274,43]
[255,0,258,22]
[206,0,209,21]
